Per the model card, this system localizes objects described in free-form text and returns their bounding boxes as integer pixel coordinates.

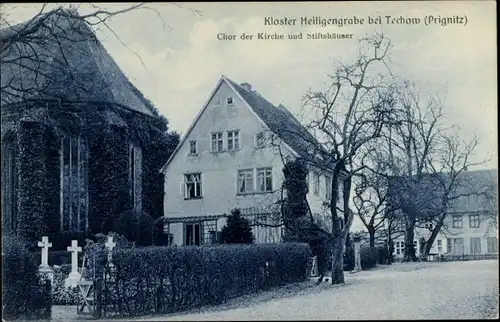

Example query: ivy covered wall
[2,100,179,247]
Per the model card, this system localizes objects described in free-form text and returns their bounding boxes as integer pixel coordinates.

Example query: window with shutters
[60,135,88,232]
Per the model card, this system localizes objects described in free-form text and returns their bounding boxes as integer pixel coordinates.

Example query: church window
[60,135,88,232]
[129,143,142,214]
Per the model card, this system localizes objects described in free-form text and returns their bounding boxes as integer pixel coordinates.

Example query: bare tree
[0,3,200,105]
[383,81,491,260]
[283,33,402,284]
[352,157,390,248]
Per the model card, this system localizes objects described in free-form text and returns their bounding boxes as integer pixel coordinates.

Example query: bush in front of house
[114,210,154,246]
[376,246,391,265]
[1,234,52,320]
[94,242,311,317]
[221,208,255,244]
[136,213,154,246]
[360,247,379,269]
[114,210,139,242]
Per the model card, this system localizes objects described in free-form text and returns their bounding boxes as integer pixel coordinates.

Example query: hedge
[2,234,52,320]
[95,243,311,317]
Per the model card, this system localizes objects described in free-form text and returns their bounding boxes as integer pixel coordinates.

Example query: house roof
[160,75,327,173]
[388,169,498,215]
[0,8,154,116]
[225,78,326,164]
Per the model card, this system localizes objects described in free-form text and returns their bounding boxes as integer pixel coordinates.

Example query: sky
[3,1,497,230]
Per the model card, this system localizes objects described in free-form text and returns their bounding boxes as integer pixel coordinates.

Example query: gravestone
[104,236,116,266]
[65,240,82,288]
[37,236,54,284]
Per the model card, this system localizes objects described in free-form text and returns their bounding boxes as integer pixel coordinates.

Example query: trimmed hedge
[2,234,52,320]
[97,243,311,317]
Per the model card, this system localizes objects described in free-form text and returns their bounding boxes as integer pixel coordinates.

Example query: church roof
[0,8,154,116]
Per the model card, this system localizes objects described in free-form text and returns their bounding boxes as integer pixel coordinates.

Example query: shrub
[52,264,80,305]
[114,210,139,242]
[221,208,255,244]
[136,213,154,246]
[360,247,378,270]
[376,246,391,265]
[153,218,169,246]
[95,242,311,317]
[1,234,51,320]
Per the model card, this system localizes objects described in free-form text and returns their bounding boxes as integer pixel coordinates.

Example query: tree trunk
[403,219,418,261]
[368,228,375,248]
[424,222,443,255]
[331,236,345,284]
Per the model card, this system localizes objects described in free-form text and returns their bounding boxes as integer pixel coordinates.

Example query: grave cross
[37,236,52,268]
[105,236,116,266]
[67,240,82,274]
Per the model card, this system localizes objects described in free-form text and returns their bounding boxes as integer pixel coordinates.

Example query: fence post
[45,279,52,319]
[95,278,103,318]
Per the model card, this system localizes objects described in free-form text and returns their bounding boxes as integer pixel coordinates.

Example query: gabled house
[388,169,498,259]
[160,75,344,245]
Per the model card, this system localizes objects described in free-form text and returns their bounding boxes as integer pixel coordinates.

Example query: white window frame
[227,130,240,151]
[226,97,234,105]
[469,214,480,228]
[452,215,463,229]
[257,168,273,193]
[183,173,202,199]
[188,140,198,155]
[237,169,254,194]
[211,132,224,152]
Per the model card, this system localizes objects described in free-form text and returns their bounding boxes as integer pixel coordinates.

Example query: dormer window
[188,140,198,155]
[226,97,234,105]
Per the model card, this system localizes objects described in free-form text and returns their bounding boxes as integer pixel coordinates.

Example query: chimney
[240,82,252,91]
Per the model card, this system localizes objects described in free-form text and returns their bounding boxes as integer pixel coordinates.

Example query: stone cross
[354,240,362,271]
[67,240,82,273]
[105,236,116,265]
[65,240,82,288]
[37,236,52,268]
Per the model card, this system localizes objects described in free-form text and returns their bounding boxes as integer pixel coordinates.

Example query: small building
[389,169,498,259]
